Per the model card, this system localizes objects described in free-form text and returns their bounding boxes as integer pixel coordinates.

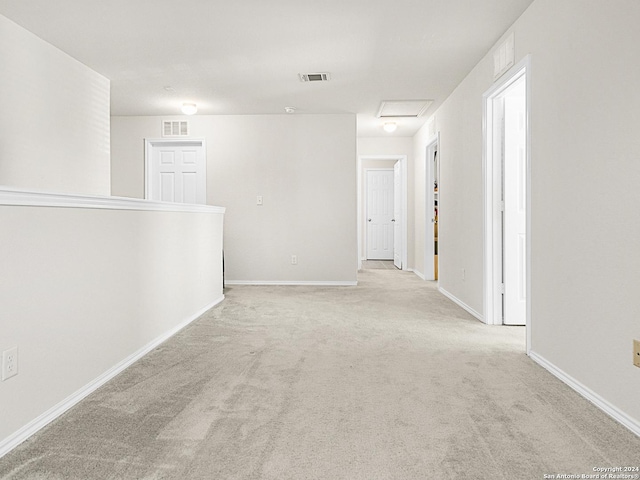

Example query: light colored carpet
[361,260,398,270]
[1,269,639,479]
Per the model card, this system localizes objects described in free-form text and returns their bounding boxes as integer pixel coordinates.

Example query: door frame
[482,55,531,351]
[423,133,440,281]
[364,168,394,261]
[357,155,407,271]
[144,138,207,202]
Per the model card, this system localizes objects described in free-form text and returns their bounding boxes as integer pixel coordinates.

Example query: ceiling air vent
[377,100,433,118]
[162,120,189,137]
[299,72,331,82]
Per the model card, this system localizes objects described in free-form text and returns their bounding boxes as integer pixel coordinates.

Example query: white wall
[357,137,414,268]
[413,0,640,429]
[0,15,227,452]
[0,15,110,196]
[112,114,358,284]
[0,197,224,450]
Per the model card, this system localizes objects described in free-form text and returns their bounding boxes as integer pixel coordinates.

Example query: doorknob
[368,218,372,222]
[391,219,396,222]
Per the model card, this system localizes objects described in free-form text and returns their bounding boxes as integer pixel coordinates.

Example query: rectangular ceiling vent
[299,72,331,82]
[162,120,189,137]
[377,100,433,118]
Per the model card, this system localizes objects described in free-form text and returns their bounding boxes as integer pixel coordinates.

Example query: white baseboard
[412,269,426,280]
[438,287,484,322]
[529,351,640,437]
[225,280,357,286]
[0,295,225,459]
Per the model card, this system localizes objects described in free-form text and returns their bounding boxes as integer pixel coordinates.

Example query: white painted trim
[225,280,357,286]
[0,187,225,214]
[524,57,533,355]
[412,269,426,281]
[482,55,531,352]
[358,155,408,270]
[423,133,440,282]
[438,287,484,322]
[357,155,362,271]
[529,351,640,438]
[0,296,225,459]
[144,138,207,203]
[401,155,408,271]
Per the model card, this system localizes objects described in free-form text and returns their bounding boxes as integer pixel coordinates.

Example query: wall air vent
[377,100,433,118]
[162,120,189,137]
[299,72,331,82]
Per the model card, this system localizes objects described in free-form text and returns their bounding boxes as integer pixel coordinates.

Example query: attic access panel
[377,100,433,118]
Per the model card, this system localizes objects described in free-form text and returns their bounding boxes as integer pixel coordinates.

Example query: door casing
[144,138,207,204]
[393,162,402,269]
[423,134,439,281]
[357,155,407,271]
[482,55,531,352]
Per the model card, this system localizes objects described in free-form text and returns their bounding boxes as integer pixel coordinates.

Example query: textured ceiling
[0,0,534,136]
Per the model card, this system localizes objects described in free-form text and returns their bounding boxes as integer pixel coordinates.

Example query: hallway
[1,269,639,479]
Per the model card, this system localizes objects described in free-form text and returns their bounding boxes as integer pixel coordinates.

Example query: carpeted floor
[360,260,398,270]
[1,269,639,479]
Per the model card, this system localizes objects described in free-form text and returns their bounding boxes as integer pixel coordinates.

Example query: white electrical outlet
[291,255,298,265]
[2,347,18,381]
[256,195,263,206]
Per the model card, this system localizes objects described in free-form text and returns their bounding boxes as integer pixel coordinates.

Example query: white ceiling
[0,0,534,137]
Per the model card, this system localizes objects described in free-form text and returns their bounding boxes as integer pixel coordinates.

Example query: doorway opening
[483,56,531,350]
[357,155,407,272]
[423,135,439,281]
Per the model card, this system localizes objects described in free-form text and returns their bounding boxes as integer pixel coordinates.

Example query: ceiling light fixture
[383,122,397,133]
[181,102,197,115]
[284,106,296,114]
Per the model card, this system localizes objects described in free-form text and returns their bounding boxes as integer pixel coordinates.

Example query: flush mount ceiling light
[181,102,197,115]
[383,122,398,133]
[284,106,296,114]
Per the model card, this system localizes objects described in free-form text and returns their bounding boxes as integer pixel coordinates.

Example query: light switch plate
[634,340,640,368]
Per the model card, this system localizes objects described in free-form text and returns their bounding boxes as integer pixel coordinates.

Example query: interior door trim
[144,138,207,203]
[357,155,407,271]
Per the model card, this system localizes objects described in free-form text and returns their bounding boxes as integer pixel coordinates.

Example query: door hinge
[500,201,505,212]
[499,283,505,294]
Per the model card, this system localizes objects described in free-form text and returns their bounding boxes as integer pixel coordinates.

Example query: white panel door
[503,79,527,325]
[366,170,394,260]
[393,162,402,269]
[147,140,206,204]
